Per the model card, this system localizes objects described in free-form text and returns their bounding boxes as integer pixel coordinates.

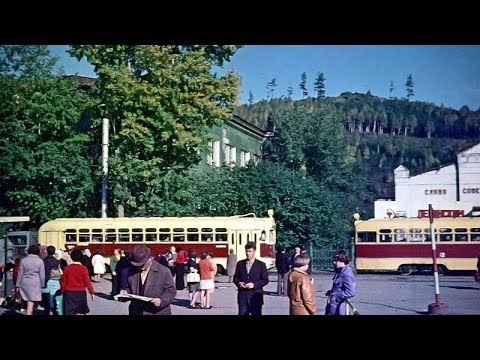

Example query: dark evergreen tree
[299,72,308,98]
[287,86,293,98]
[248,90,254,105]
[405,74,414,100]
[313,72,326,98]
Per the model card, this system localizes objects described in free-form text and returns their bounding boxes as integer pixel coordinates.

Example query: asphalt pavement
[1,271,479,315]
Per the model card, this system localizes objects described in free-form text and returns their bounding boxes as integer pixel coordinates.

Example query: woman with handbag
[186,248,200,309]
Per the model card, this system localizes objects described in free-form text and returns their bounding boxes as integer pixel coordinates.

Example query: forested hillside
[235,94,479,217]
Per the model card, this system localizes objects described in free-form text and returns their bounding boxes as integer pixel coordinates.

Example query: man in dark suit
[233,242,269,315]
[127,245,177,315]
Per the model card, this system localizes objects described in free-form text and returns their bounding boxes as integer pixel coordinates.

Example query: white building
[374,143,480,219]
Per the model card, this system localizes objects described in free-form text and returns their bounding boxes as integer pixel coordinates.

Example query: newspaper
[113,293,154,302]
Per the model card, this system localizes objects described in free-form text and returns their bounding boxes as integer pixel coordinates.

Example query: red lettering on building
[417,209,464,218]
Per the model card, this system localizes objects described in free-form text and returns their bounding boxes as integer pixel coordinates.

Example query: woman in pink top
[198,251,216,309]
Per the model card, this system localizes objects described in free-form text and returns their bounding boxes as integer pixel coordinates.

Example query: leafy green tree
[183,162,350,247]
[405,74,414,100]
[68,45,241,216]
[313,72,326,98]
[299,72,308,98]
[0,46,98,227]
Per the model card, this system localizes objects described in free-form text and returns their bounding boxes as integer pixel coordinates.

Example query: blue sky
[50,45,480,111]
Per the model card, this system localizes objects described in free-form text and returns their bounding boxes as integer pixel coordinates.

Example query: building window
[253,154,260,165]
[207,141,220,167]
[224,144,236,165]
[240,151,251,167]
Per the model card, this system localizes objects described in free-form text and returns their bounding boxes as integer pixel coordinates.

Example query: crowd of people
[2,239,361,316]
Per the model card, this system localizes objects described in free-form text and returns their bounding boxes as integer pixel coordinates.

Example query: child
[41,267,62,315]
[287,253,317,315]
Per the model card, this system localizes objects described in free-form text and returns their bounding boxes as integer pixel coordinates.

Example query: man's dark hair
[27,245,40,255]
[47,245,56,256]
[245,242,256,251]
[70,248,84,262]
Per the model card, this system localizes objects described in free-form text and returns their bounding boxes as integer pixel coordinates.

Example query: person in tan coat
[287,253,317,315]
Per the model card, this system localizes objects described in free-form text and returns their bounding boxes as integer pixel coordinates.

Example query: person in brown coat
[287,253,317,315]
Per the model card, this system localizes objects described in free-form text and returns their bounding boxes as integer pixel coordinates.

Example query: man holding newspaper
[115,245,176,315]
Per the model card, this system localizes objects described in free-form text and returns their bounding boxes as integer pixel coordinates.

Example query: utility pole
[427,204,448,314]
[101,117,109,218]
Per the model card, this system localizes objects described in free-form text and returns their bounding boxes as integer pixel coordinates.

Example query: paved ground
[1,271,479,315]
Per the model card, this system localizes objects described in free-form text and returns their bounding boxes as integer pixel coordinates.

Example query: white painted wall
[374,143,480,218]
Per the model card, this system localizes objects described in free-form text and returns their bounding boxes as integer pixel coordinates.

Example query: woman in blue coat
[325,250,356,315]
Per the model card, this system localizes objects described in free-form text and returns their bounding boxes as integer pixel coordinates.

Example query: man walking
[275,246,290,296]
[233,242,269,315]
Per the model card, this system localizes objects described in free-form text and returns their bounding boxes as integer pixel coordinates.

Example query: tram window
[187,233,199,241]
[145,228,156,242]
[439,228,452,242]
[454,228,467,241]
[201,230,213,241]
[118,228,129,242]
[231,233,234,246]
[394,228,408,242]
[239,233,242,245]
[159,228,171,242]
[105,229,115,242]
[160,235,171,242]
[409,228,422,242]
[379,229,392,243]
[146,233,157,242]
[215,233,227,242]
[424,228,437,242]
[471,228,480,242]
[357,232,376,243]
[173,233,185,242]
[79,229,90,243]
[132,228,143,242]
[247,233,250,242]
[215,229,227,242]
[66,229,76,242]
[92,234,103,242]
[254,233,257,242]
[106,234,117,242]
[66,234,76,242]
[187,228,199,242]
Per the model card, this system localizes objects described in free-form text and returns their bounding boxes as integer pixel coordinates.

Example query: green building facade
[198,114,273,169]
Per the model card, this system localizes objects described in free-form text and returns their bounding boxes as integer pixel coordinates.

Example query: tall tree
[0,46,97,227]
[267,78,277,99]
[287,86,293,98]
[389,80,394,99]
[405,74,414,100]
[68,45,241,216]
[313,72,326,98]
[248,90,254,105]
[299,72,308,98]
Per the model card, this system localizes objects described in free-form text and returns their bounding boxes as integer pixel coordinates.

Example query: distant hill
[235,93,479,217]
